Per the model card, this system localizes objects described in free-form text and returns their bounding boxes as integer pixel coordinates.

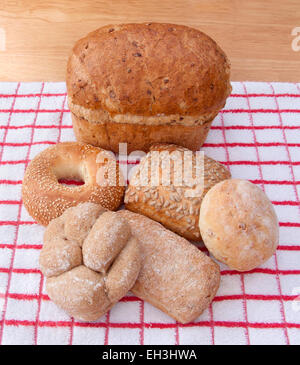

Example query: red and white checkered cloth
[0,81,300,345]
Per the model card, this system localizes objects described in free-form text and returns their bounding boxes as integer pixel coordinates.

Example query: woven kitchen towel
[0,81,300,345]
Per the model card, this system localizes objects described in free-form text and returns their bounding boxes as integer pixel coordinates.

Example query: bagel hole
[54,163,85,187]
[58,178,85,187]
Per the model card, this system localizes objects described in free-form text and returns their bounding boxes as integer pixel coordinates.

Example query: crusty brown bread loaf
[199,179,279,271]
[118,209,220,324]
[67,23,231,153]
[125,143,231,240]
[40,203,141,322]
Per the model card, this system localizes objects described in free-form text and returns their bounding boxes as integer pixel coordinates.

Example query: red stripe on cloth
[1,108,300,114]
[250,179,300,185]
[4,292,298,304]
[0,82,22,345]
[230,93,300,98]
[0,92,299,99]
[2,319,300,330]
[270,83,300,345]
[2,266,300,279]
[2,198,297,207]
[0,160,27,165]
[0,244,42,250]
[220,109,300,114]
[0,267,41,275]
[214,294,298,302]
[0,124,72,130]
[222,268,300,275]
[211,125,300,130]
[1,123,299,131]
[33,84,49,346]
[1,91,299,98]
[279,222,300,227]
[0,93,66,98]
[3,159,299,166]
[224,161,300,166]
[2,178,300,186]
[0,200,20,205]
[6,141,300,148]
[0,221,36,225]
[0,82,21,345]
[0,108,70,113]
[0,141,56,147]
[272,201,299,206]
[278,245,300,251]
[5,220,300,227]
[216,110,231,343]
[0,180,23,185]
[204,142,300,148]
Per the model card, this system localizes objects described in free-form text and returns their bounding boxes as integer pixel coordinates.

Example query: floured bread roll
[118,209,220,324]
[199,179,279,271]
[40,203,141,321]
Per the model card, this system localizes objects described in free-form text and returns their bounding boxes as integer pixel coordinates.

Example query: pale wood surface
[0,0,299,82]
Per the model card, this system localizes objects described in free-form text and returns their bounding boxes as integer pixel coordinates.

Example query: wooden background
[0,0,299,82]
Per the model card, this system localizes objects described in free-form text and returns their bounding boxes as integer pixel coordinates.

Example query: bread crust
[125,143,231,240]
[72,112,212,153]
[67,22,231,152]
[22,142,125,226]
[67,23,231,117]
[199,179,279,271]
[118,209,220,324]
[41,203,141,322]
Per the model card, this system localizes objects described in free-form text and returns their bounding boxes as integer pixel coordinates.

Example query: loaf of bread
[40,203,141,321]
[125,143,231,240]
[118,210,220,324]
[66,23,231,153]
[199,179,279,271]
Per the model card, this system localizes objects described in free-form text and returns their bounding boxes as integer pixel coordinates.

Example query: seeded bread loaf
[118,210,220,324]
[66,23,231,153]
[125,143,231,241]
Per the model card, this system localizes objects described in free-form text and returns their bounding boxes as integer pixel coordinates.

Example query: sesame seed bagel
[22,142,125,226]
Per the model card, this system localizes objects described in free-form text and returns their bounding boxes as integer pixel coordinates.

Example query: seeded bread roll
[118,210,220,324]
[125,143,231,240]
[199,179,279,271]
[67,23,231,153]
[40,203,141,322]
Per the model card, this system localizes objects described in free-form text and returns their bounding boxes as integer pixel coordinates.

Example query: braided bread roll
[40,203,141,322]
